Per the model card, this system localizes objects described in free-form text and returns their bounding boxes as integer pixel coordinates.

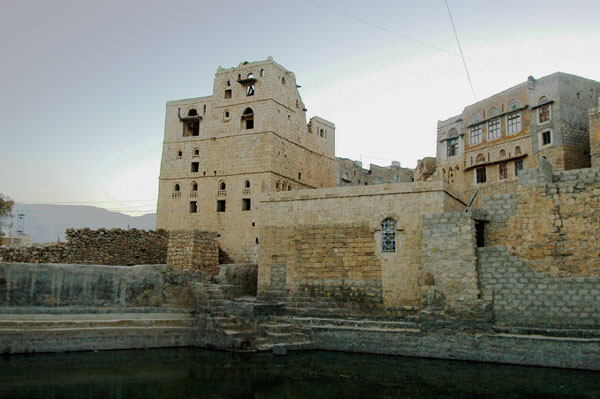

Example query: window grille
[381,218,396,252]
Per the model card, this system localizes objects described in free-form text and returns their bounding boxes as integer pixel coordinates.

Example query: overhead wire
[444,0,476,100]
[304,0,522,77]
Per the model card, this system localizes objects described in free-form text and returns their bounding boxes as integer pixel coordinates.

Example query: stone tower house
[157,58,338,263]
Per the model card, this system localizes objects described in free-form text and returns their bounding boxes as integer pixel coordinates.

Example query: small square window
[191,162,199,173]
[242,198,251,211]
[476,167,487,183]
[224,89,232,99]
[189,201,197,213]
[217,200,226,212]
[542,131,552,146]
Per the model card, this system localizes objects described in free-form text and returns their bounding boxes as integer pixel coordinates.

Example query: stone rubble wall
[166,230,219,275]
[477,246,600,328]
[0,228,167,266]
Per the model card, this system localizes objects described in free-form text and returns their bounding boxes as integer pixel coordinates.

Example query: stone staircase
[0,307,196,354]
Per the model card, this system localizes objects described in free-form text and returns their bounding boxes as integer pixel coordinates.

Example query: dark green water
[1,348,598,398]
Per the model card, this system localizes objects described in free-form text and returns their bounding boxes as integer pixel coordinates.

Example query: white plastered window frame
[538,129,554,149]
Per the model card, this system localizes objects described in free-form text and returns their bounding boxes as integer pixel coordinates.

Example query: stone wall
[258,181,466,312]
[166,230,219,276]
[421,211,483,314]
[485,164,600,277]
[590,105,600,167]
[477,246,600,328]
[0,228,167,266]
[0,262,205,308]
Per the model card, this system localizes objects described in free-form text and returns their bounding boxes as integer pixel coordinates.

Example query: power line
[304,0,521,77]
[18,199,157,205]
[444,0,476,100]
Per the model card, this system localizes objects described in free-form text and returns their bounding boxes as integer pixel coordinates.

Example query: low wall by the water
[0,262,205,308]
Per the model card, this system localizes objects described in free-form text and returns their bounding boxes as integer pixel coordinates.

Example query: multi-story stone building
[157,58,338,263]
[337,158,413,186]
[436,73,600,199]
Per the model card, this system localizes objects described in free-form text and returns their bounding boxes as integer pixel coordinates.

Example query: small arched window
[276,181,280,190]
[172,183,181,198]
[174,184,180,192]
[247,73,254,79]
[188,109,198,116]
[281,77,286,85]
[282,182,287,191]
[489,107,501,117]
[219,182,226,190]
[176,150,183,159]
[476,154,486,164]
[242,107,254,129]
[499,149,506,158]
[227,80,231,87]
[260,69,264,77]
[191,182,198,191]
[288,184,292,191]
[244,180,251,188]
[508,100,520,111]
[515,146,522,155]
[193,148,200,157]
[381,218,396,252]
[319,128,325,138]
[471,113,482,124]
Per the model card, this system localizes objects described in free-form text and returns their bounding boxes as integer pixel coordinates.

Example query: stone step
[0,307,190,315]
[290,316,419,330]
[257,341,316,354]
[264,331,309,344]
[223,329,254,339]
[0,313,195,330]
[493,325,600,339]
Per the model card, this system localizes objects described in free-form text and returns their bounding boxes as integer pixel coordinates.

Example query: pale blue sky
[1,0,599,215]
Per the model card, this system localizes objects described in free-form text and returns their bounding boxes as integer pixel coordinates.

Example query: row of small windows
[188,198,252,213]
[172,180,251,197]
[466,97,552,146]
[224,70,271,99]
[176,148,201,159]
[275,181,293,191]
[475,159,524,184]
[471,146,522,166]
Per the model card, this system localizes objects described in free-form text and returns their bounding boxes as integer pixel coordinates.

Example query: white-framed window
[507,112,521,135]
[381,218,396,252]
[470,125,482,145]
[488,118,500,140]
[539,129,553,147]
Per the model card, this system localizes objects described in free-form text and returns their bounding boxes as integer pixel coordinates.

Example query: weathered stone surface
[167,230,219,275]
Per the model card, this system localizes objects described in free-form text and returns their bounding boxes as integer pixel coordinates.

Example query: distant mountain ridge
[7,204,156,244]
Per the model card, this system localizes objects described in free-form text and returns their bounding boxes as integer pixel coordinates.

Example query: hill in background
[7,204,156,244]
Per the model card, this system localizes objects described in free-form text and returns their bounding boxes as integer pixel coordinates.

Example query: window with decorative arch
[172,183,181,198]
[381,218,397,252]
[217,181,226,197]
[537,95,551,124]
[507,100,521,134]
[190,182,198,198]
[447,129,459,157]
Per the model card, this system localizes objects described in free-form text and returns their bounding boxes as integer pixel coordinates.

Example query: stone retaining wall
[0,228,167,266]
[0,262,206,308]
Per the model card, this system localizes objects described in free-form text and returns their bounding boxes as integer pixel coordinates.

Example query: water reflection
[0,348,598,398]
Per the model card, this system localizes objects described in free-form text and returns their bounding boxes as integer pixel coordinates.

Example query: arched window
[489,107,501,117]
[514,146,522,156]
[381,218,396,252]
[260,69,264,77]
[242,107,254,129]
[537,95,551,123]
[191,182,198,191]
[219,181,226,190]
[176,150,183,159]
[244,180,250,188]
[499,149,506,158]
[183,108,200,136]
[188,109,197,116]
[282,182,287,191]
[217,181,226,197]
[287,184,292,191]
[281,77,286,85]
[476,154,485,164]
[319,128,325,138]
[193,148,200,157]
[172,183,181,198]
[276,181,280,190]
[471,113,482,124]
[190,182,198,198]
